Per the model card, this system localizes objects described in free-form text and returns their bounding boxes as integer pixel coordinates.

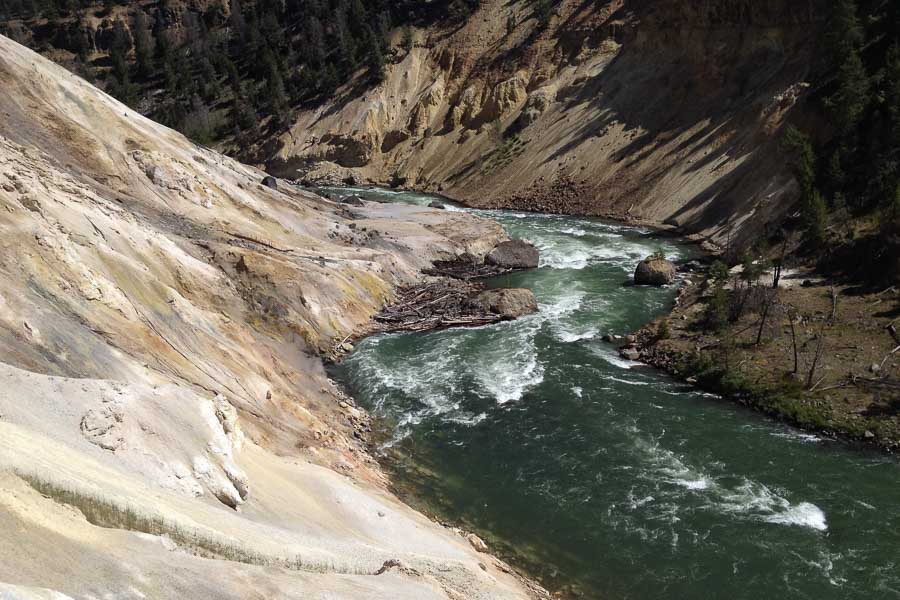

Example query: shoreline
[625,273,900,454]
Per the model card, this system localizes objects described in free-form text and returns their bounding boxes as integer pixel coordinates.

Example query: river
[323,187,900,600]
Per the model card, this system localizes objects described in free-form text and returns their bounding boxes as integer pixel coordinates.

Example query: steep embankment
[267,0,821,248]
[0,34,546,599]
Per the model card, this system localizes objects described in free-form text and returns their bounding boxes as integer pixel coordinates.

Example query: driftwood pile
[423,257,510,280]
[373,280,502,333]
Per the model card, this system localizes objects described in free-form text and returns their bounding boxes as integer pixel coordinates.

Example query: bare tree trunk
[755,290,773,346]
[829,286,838,323]
[887,324,900,346]
[772,238,787,289]
[788,311,799,374]
[807,331,826,389]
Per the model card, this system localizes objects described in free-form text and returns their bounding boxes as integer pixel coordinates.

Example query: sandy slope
[0,34,544,599]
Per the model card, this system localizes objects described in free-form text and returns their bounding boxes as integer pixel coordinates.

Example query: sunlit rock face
[0,34,539,600]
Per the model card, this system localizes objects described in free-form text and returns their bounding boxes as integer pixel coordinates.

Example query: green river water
[325,187,900,600]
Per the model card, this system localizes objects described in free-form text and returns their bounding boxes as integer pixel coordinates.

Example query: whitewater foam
[558,328,598,343]
[765,502,828,531]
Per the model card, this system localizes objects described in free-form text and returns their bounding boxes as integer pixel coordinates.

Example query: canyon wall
[268,0,823,248]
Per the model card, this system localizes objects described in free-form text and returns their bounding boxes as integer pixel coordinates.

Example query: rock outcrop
[0,35,542,600]
[634,256,677,286]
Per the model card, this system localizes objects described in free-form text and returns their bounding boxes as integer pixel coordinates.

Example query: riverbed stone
[620,346,641,361]
[261,175,278,190]
[470,288,538,319]
[428,200,445,209]
[634,255,676,286]
[486,239,539,269]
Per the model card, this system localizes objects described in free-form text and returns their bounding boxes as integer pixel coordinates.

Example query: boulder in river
[340,195,365,207]
[486,239,539,270]
[428,200,446,209]
[634,255,676,286]
[261,175,278,190]
[620,346,641,361]
[470,289,538,319]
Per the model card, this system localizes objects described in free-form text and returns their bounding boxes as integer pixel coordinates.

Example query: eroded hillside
[268,0,822,248]
[0,34,546,599]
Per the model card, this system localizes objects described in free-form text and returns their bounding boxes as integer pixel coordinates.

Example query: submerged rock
[470,288,538,319]
[634,255,676,286]
[486,239,539,270]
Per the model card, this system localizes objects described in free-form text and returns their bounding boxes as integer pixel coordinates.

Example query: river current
[325,187,900,600]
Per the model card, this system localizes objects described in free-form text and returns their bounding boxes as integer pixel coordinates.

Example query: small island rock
[471,289,538,319]
[486,239,539,270]
[634,255,676,286]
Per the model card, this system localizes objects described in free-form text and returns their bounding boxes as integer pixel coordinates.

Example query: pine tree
[263,50,288,118]
[824,0,870,139]
[107,19,136,105]
[335,5,357,69]
[827,48,870,138]
[806,190,829,247]
[783,127,816,200]
[826,0,865,65]
[304,16,325,68]
[362,25,385,83]
[885,44,900,148]
[783,126,829,248]
[534,0,553,26]
[229,0,247,46]
[132,11,154,80]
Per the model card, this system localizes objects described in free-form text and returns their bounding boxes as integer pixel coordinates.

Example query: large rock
[634,255,676,285]
[486,239,539,269]
[471,288,538,319]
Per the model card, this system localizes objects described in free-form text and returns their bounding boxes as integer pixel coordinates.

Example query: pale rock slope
[267,0,821,249]
[0,34,545,599]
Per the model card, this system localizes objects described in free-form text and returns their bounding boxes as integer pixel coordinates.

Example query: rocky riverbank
[621,266,900,453]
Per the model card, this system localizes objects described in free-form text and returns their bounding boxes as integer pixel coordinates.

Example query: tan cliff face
[265,0,823,250]
[0,34,545,599]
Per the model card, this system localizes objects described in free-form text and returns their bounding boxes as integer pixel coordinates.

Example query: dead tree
[772,238,788,289]
[806,329,827,389]
[788,310,799,374]
[887,324,900,346]
[755,289,775,346]
[829,286,838,323]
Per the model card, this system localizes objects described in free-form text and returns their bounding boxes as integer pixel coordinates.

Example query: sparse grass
[678,352,836,431]
[17,473,362,574]
[481,135,527,175]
